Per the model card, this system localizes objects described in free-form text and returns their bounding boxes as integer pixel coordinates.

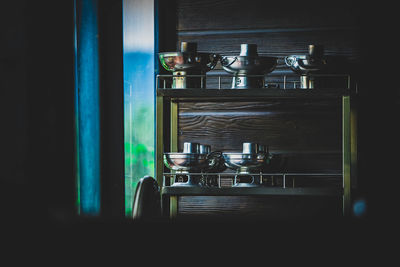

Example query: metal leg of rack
[169,100,179,218]
[156,95,164,190]
[283,174,286,188]
[343,95,352,216]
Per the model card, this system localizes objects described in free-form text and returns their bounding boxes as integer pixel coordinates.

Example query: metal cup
[242,142,258,154]
[199,144,211,154]
[240,44,258,57]
[183,142,200,153]
[308,44,324,59]
[181,41,197,53]
[258,144,269,154]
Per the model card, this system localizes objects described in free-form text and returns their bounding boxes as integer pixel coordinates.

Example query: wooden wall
[173,0,361,171]
[175,0,361,78]
[163,0,362,219]
[178,99,342,173]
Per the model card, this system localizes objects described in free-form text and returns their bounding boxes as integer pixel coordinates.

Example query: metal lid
[308,44,324,59]
[242,142,258,154]
[239,44,258,57]
[183,142,200,153]
[180,42,197,53]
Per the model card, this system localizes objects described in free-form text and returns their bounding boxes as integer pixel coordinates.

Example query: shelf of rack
[161,172,343,196]
[161,186,342,197]
[157,88,352,101]
[155,73,357,218]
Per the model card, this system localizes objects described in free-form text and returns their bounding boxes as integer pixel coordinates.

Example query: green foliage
[124,104,155,217]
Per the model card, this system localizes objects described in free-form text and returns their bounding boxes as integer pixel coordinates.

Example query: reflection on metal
[156,73,352,90]
[158,42,219,89]
[285,45,350,89]
[221,44,277,89]
[74,0,101,215]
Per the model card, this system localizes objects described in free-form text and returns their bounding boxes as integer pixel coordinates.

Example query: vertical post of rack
[169,99,179,218]
[342,95,351,216]
[350,95,358,194]
[170,100,178,152]
[156,93,164,192]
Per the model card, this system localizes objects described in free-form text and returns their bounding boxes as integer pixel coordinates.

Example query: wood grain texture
[159,0,356,218]
[176,0,360,31]
[174,0,361,65]
[170,0,362,91]
[178,100,342,172]
[178,195,342,219]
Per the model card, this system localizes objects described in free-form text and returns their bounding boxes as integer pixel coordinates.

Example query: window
[123,0,156,216]
[75,0,155,217]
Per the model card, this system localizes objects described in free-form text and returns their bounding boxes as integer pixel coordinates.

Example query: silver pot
[163,153,210,187]
[163,153,210,172]
[284,44,348,89]
[221,44,277,89]
[222,152,267,174]
[163,142,220,186]
[159,42,220,89]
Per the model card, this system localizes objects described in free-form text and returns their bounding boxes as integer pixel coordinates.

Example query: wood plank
[176,0,360,31]
[178,100,341,151]
[162,186,343,196]
[177,100,342,172]
[177,195,342,219]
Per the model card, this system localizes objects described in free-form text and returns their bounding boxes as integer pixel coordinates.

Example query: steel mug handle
[284,56,296,67]
[221,56,238,68]
[207,54,221,70]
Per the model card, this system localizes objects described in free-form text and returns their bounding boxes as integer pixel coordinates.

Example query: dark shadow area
[1,0,398,238]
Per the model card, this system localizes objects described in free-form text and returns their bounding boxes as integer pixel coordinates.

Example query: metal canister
[242,142,258,154]
[183,142,200,153]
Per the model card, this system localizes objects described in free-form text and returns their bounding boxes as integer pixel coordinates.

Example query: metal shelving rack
[155,74,358,218]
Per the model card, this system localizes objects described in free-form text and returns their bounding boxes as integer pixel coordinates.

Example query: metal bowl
[222,152,267,173]
[163,153,210,171]
[285,55,327,75]
[221,56,277,74]
[159,52,220,72]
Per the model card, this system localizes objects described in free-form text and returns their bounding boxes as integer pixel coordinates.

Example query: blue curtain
[74,0,101,215]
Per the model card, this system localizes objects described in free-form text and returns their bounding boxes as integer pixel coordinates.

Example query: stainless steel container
[199,144,211,154]
[164,142,218,187]
[158,42,220,89]
[183,142,200,154]
[163,153,209,172]
[222,142,271,187]
[221,44,277,89]
[242,142,259,154]
[285,44,348,89]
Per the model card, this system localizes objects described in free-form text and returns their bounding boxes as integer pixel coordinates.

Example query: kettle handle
[207,54,221,70]
[284,56,296,67]
[221,56,238,68]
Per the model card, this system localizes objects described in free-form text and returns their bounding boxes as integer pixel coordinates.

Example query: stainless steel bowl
[163,153,210,171]
[284,55,327,75]
[285,44,327,75]
[222,152,267,173]
[221,44,277,89]
[159,52,220,72]
[221,56,277,75]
